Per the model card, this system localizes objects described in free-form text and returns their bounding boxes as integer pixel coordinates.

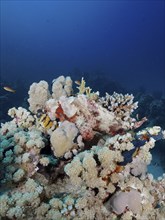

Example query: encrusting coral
[0,75,165,220]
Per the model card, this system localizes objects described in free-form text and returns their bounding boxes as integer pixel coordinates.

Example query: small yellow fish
[39,114,53,129]
[3,86,16,93]
[75,80,81,85]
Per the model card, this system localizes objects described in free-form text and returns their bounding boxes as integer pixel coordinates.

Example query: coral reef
[0,75,165,220]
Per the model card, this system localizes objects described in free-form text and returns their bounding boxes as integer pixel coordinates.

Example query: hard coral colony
[0,75,165,220]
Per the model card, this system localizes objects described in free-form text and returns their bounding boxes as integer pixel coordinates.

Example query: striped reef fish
[35,108,54,129]
[39,114,54,129]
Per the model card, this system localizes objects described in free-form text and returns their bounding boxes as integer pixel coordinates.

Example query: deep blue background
[1,0,165,93]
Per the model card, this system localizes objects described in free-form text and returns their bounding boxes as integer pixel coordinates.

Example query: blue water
[1,0,164,94]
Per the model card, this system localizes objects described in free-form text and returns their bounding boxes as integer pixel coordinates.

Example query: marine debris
[0,75,165,220]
